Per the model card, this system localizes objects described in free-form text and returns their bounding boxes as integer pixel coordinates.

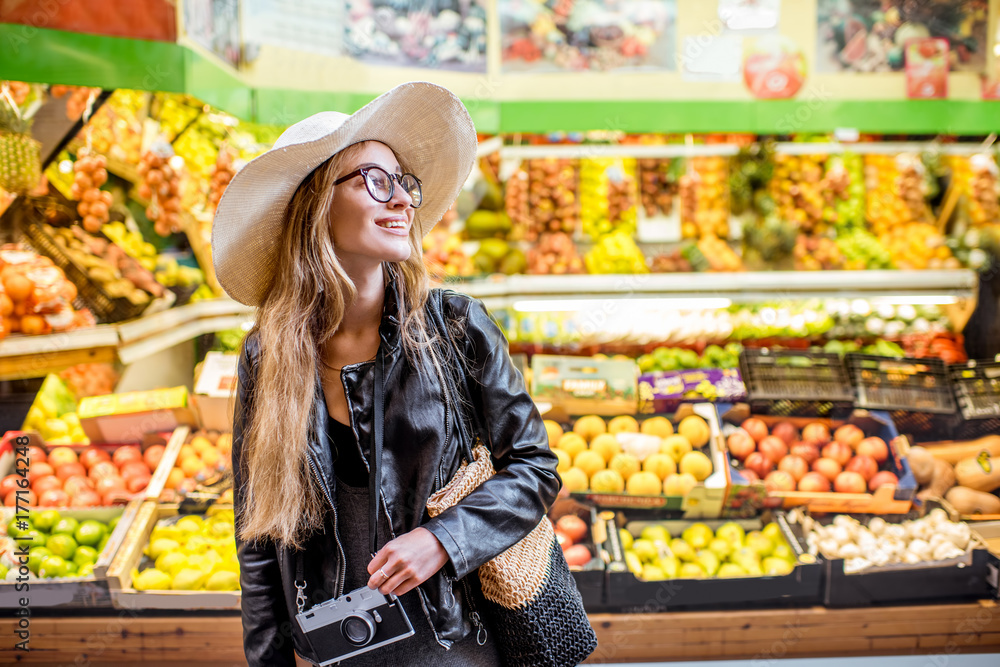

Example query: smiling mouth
[376,219,408,229]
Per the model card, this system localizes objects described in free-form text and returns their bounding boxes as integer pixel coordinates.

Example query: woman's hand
[366,526,449,596]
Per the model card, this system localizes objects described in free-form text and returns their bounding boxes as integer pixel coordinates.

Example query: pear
[708,538,733,561]
[640,525,670,545]
[632,538,659,563]
[642,564,667,581]
[679,562,706,579]
[624,551,643,576]
[681,523,714,550]
[761,522,785,543]
[657,555,680,578]
[171,568,208,591]
[205,570,240,591]
[772,544,797,564]
[715,521,746,547]
[669,538,696,562]
[717,563,748,578]
[134,568,171,591]
[695,549,721,576]
[763,557,794,576]
[746,533,775,559]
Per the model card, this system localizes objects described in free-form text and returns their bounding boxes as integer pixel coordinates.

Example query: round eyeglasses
[334,166,422,208]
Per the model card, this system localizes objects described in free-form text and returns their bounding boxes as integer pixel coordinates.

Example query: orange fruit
[180,456,203,478]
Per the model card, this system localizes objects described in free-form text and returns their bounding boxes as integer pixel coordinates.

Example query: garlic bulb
[838,543,862,560]
[932,542,964,561]
[844,557,872,574]
[902,551,922,564]
[819,539,840,557]
[926,508,949,527]
[831,525,853,546]
[856,531,878,553]
[907,538,932,561]
[945,522,971,550]
[884,524,906,541]
[928,533,950,550]
[869,549,890,567]
[882,537,906,558]
[833,515,860,532]
[867,517,887,535]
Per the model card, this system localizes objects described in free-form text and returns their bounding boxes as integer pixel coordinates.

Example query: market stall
[3,0,1000,664]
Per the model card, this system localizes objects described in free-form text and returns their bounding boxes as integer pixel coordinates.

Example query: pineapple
[0,95,41,194]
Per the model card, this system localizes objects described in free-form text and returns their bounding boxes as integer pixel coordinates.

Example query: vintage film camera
[295,585,414,664]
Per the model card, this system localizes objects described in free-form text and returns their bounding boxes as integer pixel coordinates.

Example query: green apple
[746,533,775,559]
[718,563,748,578]
[669,538,696,562]
[657,555,680,578]
[763,557,794,576]
[618,528,633,550]
[681,523,713,550]
[715,521,746,546]
[695,549,720,577]
[708,538,733,561]
[679,562,706,579]
[624,551,643,576]
[642,564,667,581]
[640,525,671,545]
[631,538,658,563]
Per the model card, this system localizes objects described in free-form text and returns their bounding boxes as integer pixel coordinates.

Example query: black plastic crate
[846,353,957,441]
[24,221,149,323]
[950,359,1000,440]
[739,348,854,418]
[0,377,44,433]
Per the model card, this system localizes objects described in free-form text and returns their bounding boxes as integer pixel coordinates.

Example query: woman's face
[328,141,415,271]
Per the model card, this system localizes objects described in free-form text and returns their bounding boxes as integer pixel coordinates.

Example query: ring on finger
[378,567,390,580]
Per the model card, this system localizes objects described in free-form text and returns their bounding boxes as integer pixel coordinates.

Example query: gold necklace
[319,352,377,372]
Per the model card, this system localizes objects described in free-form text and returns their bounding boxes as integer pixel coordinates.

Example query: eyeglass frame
[333,165,423,208]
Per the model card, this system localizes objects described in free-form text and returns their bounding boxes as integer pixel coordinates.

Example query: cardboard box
[191,352,239,432]
[531,355,638,416]
[638,368,746,414]
[79,387,198,445]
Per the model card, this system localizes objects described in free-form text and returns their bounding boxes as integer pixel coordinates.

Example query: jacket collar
[379,262,402,352]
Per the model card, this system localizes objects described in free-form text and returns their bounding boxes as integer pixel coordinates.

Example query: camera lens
[342,613,376,646]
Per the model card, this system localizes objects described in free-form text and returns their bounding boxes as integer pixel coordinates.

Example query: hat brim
[212,81,477,307]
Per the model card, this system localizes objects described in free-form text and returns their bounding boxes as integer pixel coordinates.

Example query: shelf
[455,270,979,310]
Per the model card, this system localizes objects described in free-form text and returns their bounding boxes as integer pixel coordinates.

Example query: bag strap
[431,290,483,459]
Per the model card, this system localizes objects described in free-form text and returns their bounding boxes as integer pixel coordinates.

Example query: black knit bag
[426,291,598,667]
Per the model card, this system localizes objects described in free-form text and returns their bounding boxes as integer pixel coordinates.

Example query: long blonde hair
[237,141,444,547]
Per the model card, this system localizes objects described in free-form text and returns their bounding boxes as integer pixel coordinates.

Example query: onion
[907,539,932,561]
[867,517,887,535]
[838,543,862,560]
[884,525,906,541]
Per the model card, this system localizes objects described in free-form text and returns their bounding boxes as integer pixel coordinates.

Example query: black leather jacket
[233,282,561,666]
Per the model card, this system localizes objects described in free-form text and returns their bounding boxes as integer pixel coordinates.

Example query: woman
[212,82,561,666]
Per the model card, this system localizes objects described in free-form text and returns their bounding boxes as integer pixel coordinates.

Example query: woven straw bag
[426,290,598,667]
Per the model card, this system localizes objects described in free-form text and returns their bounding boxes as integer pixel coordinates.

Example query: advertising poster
[743,35,806,98]
[183,0,241,68]
[816,0,989,73]
[500,0,677,73]
[343,0,488,72]
[242,0,345,61]
[905,38,949,99]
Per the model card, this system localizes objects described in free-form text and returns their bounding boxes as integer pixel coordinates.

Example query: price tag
[637,213,681,243]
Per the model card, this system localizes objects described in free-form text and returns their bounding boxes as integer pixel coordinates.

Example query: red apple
[812,457,843,482]
[0,474,24,498]
[31,475,63,495]
[745,452,774,479]
[778,455,809,482]
[38,489,70,506]
[790,442,820,465]
[868,470,899,492]
[822,441,853,467]
[764,470,796,492]
[27,462,55,484]
[103,489,133,506]
[112,445,143,468]
[555,530,573,550]
[89,461,118,480]
[143,445,166,471]
[95,475,127,497]
[846,455,879,482]
[834,424,865,449]
[759,436,789,464]
[120,461,152,481]
[556,515,589,543]
[70,488,102,507]
[79,447,111,470]
[741,418,769,444]
[740,468,761,483]
[563,544,592,568]
[4,489,35,506]
[55,462,87,481]
[727,431,757,461]
[834,471,867,494]
[63,475,95,497]
[48,446,79,468]
[25,445,47,463]
[798,472,831,492]
[126,474,151,494]
[772,422,798,446]
[802,423,831,446]
[856,437,889,463]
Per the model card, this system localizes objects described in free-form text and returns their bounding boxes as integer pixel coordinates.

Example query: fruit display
[2,509,118,580]
[638,158,677,217]
[692,234,744,272]
[619,519,799,580]
[647,247,693,273]
[59,363,119,399]
[741,214,799,269]
[637,344,742,373]
[1,441,163,507]
[102,220,158,272]
[793,234,844,270]
[835,227,893,270]
[865,154,931,236]
[827,153,866,231]
[422,228,474,279]
[137,144,184,236]
[907,438,1000,515]
[464,209,512,240]
[679,157,729,239]
[0,82,41,195]
[584,230,648,274]
[792,508,973,574]
[21,374,88,444]
[526,232,583,275]
[549,413,714,498]
[70,150,112,233]
[963,154,999,226]
[723,415,905,499]
[879,222,959,270]
[472,238,527,276]
[504,164,529,235]
[154,255,206,292]
[509,158,578,242]
[0,244,93,337]
[131,509,240,592]
[83,92,144,164]
[550,512,598,570]
[158,429,233,502]
[41,222,165,306]
[207,147,236,211]
[580,157,638,240]
[49,85,100,121]
[769,153,828,234]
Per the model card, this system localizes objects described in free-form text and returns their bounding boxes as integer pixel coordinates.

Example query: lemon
[146,538,180,560]
[155,551,189,576]
[171,568,208,590]
[133,568,171,590]
[175,517,204,535]
[183,535,211,554]
[205,570,240,591]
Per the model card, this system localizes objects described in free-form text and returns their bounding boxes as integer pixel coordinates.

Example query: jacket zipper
[306,453,346,598]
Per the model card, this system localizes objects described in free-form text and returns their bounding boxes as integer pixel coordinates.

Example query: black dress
[325,416,501,667]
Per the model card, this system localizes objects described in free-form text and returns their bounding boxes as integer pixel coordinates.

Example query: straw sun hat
[212,81,477,307]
